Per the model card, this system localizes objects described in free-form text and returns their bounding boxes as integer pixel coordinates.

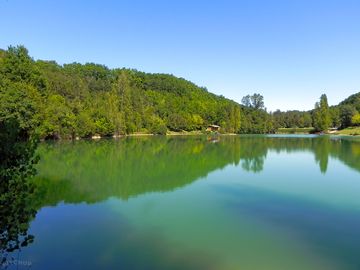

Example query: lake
[3,135,360,270]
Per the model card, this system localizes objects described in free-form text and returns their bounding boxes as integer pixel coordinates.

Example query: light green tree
[312,94,331,132]
[352,113,360,126]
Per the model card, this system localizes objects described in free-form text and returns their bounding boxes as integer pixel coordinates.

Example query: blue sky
[1,0,359,111]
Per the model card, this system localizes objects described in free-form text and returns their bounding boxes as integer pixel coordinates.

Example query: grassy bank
[335,127,360,136]
[166,131,204,136]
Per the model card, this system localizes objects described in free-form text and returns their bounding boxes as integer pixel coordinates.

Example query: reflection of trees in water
[238,136,360,174]
[1,129,359,266]
[33,136,244,205]
[237,139,268,173]
[241,156,266,173]
[313,137,330,174]
[0,119,38,267]
[32,135,360,208]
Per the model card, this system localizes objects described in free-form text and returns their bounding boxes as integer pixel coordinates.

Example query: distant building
[206,124,220,132]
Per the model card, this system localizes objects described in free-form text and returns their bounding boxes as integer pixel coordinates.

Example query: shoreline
[42,130,360,142]
[276,127,360,137]
[43,132,243,141]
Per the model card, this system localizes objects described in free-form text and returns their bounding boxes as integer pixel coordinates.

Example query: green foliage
[239,106,274,134]
[239,94,273,134]
[0,45,46,91]
[75,110,95,137]
[273,110,312,129]
[339,105,357,128]
[352,113,360,126]
[334,92,360,129]
[39,94,76,139]
[0,118,38,265]
[94,117,114,136]
[273,93,360,131]
[0,46,246,138]
[2,45,358,138]
[329,106,341,128]
[339,92,360,112]
[312,94,331,132]
[147,115,167,135]
[241,93,265,110]
[0,80,41,136]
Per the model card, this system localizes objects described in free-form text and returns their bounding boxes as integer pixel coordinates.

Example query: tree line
[1,45,359,140]
[272,93,360,132]
[0,46,247,139]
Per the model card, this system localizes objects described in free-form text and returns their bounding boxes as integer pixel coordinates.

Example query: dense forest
[0,45,359,140]
[273,93,360,131]
[0,46,245,139]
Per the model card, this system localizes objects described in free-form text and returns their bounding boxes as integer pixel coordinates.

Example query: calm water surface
[5,135,360,269]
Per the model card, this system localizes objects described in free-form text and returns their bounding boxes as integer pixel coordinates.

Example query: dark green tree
[0,118,38,266]
[339,105,357,128]
[242,93,265,110]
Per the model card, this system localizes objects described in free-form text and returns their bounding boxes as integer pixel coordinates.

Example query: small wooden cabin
[206,124,220,132]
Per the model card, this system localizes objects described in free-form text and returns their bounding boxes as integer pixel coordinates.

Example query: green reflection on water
[19,135,360,269]
[33,135,360,204]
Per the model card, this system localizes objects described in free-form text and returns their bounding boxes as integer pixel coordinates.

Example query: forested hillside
[0,46,244,139]
[1,45,359,139]
[340,92,360,111]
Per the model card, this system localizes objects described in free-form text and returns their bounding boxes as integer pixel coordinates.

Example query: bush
[352,113,360,126]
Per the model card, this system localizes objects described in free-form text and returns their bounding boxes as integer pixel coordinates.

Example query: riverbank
[276,127,360,136]
[166,131,204,136]
[71,131,235,141]
[45,128,360,141]
[334,127,360,136]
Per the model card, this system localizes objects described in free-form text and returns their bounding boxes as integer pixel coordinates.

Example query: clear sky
[1,0,359,111]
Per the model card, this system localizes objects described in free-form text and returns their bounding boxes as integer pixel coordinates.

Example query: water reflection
[220,184,360,270]
[0,120,38,268]
[33,135,360,206]
[3,134,360,269]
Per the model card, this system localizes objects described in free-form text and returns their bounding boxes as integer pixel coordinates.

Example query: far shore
[49,131,243,141]
[276,127,360,136]
[42,128,360,142]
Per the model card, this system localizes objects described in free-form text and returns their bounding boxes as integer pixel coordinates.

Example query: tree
[339,92,360,112]
[114,70,134,134]
[76,110,95,137]
[39,95,76,139]
[241,95,251,107]
[241,93,265,110]
[0,118,38,265]
[0,45,46,91]
[0,80,41,136]
[167,114,187,131]
[352,113,360,126]
[251,93,265,110]
[148,115,167,135]
[339,105,357,128]
[312,94,330,132]
[329,106,341,128]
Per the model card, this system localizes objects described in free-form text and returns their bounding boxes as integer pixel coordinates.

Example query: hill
[3,45,356,138]
[339,92,360,112]
[1,46,251,139]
